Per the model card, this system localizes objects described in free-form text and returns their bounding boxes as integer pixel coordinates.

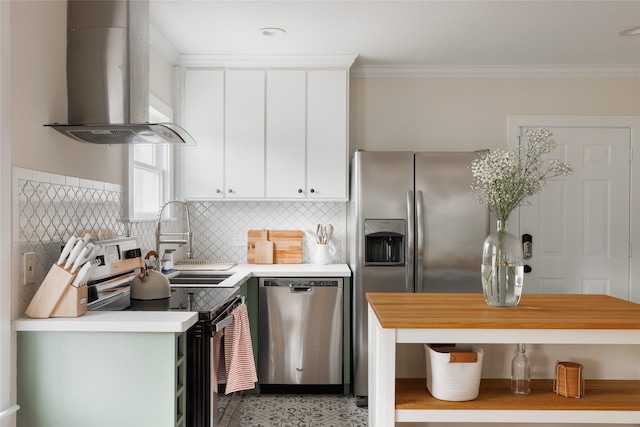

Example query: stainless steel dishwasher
[259,277,343,387]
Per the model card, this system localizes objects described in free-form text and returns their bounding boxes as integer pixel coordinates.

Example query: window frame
[126,94,175,221]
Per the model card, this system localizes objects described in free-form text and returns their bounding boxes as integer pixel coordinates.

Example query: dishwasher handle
[290,286,312,292]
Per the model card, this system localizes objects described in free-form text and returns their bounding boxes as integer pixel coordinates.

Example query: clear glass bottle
[511,343,531,395]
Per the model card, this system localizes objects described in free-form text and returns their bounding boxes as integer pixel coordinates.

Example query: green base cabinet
[17,331,186,427]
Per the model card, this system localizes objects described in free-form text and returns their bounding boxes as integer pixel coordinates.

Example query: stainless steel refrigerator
[348,150,489,405]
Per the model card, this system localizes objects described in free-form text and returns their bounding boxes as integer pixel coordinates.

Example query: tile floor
[219,394,368,427]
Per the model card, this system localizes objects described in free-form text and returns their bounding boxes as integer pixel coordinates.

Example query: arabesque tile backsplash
[12,167,346,318]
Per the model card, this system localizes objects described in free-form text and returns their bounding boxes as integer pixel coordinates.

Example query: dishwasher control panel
[260,278,343,288]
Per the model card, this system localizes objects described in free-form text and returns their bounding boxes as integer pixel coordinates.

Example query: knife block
[25,264,87,318]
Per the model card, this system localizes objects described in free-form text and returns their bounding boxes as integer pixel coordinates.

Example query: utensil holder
[25,264,87,318]
[553,361,585,398]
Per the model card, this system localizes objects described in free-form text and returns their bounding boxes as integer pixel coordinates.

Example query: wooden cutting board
[253,230,274,264]
[247,230,303,264]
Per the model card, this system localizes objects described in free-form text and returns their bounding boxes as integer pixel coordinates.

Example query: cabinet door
[307,70,349,200]
[225,70,265,198]
[266,70,306,198]
[181,69,224,199]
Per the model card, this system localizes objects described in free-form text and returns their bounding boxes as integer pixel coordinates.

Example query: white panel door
[515,125,631,300]
[265,70,306,198]
[225,70,265,198]
[181,69,224,199]
[307,70,348,200]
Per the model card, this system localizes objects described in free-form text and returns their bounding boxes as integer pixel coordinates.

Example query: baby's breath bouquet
[471,128,573,306]
[471,127,573,225]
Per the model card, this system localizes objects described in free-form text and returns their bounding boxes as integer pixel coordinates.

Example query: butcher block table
[366,293,640,426]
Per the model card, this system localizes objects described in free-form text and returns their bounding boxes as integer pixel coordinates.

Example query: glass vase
[481,220,524,307]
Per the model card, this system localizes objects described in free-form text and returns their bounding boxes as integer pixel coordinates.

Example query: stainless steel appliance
[45,0,195,145]
[349,150,490,405]
[259,278,343,391]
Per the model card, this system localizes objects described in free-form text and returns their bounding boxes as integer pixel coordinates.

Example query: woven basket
[424,344,484,401]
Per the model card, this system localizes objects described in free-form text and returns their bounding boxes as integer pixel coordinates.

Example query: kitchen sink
[168,272,233,286]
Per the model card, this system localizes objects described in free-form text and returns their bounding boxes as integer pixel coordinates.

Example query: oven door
[187,312,215,427]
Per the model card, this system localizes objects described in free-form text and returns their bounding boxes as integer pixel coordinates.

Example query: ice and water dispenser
[364,219,405,266]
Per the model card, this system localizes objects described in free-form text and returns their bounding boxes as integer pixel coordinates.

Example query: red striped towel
[223,303,258,394]
[211,328,226,385]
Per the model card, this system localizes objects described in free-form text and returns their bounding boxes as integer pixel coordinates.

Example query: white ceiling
[149,0,640,76]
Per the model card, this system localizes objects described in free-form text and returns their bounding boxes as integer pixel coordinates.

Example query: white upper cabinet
[181,69,224,199]
[180,66,350,201]
[307,70,348,200]
[266,70,307,198]
[225,70,265,198]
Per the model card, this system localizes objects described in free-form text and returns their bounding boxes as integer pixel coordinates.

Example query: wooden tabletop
[366,293,640,330]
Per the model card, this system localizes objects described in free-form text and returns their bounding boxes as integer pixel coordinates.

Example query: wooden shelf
[396,378,640,412]
[367,295,640,425]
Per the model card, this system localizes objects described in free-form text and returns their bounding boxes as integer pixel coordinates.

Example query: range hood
[46,0,195,145]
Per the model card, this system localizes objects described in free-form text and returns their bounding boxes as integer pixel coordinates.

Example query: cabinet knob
[310,188,315,194]
[298,189,303,194]
[216,189,221,194]
[228,189,233,194]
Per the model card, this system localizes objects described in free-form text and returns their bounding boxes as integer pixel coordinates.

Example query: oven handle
[211,295,245,333]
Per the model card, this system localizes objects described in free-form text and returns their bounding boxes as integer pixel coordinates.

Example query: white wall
[0,1,15,426]
[349,76,640,154]
[150,47,174,108]
[10,0,126,186]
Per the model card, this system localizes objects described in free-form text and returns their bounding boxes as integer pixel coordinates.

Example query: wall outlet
[23,252,36,286]
[232,233,247,247]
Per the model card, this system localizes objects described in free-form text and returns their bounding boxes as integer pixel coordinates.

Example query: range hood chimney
[46,0,195,145]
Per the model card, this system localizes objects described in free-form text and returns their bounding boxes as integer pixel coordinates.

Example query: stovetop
[90,285,241,314]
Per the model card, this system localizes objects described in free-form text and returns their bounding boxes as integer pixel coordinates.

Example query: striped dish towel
[223,303,258,394]
[211,328,226,385]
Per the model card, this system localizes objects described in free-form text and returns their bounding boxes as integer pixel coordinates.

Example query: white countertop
[14,310,198,333]
[14,263,351,333]
[228,263,351,278]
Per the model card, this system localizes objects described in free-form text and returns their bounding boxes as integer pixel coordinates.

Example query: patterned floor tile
[239,394,368,427]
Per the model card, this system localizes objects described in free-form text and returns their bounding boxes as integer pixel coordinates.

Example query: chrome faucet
[156,200,194,269]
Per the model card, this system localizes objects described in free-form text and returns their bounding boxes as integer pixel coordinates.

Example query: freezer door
[349,151,414,401]
[415,152,490,293]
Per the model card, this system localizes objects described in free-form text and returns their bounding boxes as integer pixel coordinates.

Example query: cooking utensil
[131,251,171,300]
[316,224,323,244]
[324,224,334,242]
[253,230,274,264]
[71,261,92,287]
[70,243,99,274]
[57,236,78,265]
[63,234,92,270]
[64,240,86,270]
[247,230,302,264]
[71,258,100,287]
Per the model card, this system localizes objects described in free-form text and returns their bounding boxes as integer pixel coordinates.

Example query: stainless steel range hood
[46,0,195,145]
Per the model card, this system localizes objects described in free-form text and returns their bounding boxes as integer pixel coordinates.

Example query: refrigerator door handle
[416,190,425,293]
[406,190,415,292]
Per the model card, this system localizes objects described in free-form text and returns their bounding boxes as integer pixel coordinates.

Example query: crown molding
[351,64,640,78]
[176,54,359,69]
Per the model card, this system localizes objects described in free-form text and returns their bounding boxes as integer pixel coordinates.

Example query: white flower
[471,128,573,223]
